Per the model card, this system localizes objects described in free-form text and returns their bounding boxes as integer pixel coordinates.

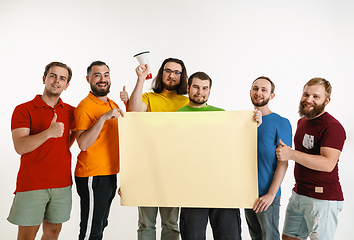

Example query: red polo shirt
[11,95,75,193]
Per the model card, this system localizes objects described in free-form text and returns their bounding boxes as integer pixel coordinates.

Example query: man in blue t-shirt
[245,76,292,240]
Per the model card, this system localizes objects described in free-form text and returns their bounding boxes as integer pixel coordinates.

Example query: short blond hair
[304,77,332,98]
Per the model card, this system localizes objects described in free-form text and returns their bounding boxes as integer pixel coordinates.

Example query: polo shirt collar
[88,91,113,105]
[33,94,64,109]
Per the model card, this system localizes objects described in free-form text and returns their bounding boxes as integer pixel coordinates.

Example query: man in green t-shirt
[178,71,223,112]
[178,72,244,240]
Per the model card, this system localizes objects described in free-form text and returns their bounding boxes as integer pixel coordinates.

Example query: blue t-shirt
[257,113,292,197]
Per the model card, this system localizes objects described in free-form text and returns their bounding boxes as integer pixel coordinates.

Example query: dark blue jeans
[244,196,281,240]
[180,208,241,240]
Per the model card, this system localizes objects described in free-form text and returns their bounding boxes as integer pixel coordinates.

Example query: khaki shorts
[7,186,72,226]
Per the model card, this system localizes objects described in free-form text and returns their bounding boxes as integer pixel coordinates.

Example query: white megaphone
[134,51,152,79]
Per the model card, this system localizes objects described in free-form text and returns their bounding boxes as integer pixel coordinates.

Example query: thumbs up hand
[278,138,287,147]
[51,112,57,123]
[276,138,292,161]
[120,86,129,107]
[49,113,65,138]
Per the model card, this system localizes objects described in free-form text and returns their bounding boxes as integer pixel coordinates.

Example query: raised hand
[135,64,149,80]
[120,86,129,106]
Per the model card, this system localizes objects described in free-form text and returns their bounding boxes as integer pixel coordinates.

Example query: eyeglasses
[163,68,182,75]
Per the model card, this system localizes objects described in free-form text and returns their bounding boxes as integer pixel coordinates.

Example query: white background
[0,0,353,239]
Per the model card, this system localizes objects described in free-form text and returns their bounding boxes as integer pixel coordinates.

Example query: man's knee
[42,221,62,239]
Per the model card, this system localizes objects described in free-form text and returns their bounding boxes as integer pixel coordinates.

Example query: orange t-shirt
[75,92,119,177]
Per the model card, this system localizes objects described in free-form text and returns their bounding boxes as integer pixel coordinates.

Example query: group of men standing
[8,58,346,240]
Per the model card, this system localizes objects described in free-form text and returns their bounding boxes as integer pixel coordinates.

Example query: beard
[163,79,179,91]
[298,99,326,119]
[91,81,111,97]
[189,95,208,105]
[251,96,270,107]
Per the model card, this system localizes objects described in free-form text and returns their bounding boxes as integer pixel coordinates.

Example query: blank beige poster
[118,111,258,208]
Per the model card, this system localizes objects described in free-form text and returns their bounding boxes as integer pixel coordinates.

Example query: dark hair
[188,72,212,88]
[44,62,72,83]
[304,77,332,98]
[252,76,275,94]
[87,61,110,75]
[151,58,188,94]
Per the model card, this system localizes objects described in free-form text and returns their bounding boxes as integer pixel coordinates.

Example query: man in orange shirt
[75,61,124,240]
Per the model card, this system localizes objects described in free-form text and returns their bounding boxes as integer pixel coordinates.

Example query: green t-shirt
[177,104,224,112]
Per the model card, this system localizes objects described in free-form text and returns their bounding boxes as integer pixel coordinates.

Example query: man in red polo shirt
[8,62,76,240]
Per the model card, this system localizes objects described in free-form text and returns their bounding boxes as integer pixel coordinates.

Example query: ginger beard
[298,98,326,120]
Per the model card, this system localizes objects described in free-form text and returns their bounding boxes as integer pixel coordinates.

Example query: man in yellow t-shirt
[75,61,124,240]
[126,58,189,240]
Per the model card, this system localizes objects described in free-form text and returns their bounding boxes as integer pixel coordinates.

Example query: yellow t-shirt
[74,92,119,177]
[142,92,189,112]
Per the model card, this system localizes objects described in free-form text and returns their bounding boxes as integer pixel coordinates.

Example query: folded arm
[77,108,123,151]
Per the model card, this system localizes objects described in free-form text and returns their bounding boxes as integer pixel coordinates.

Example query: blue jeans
[244,196,280,240]
[138,207,180,240]
[180,208,241,240]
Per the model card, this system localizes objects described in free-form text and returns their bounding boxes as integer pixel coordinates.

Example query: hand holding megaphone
[135,64,150,81]
[134,51,152,79]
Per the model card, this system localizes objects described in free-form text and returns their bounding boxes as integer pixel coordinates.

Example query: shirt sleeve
[70,106,76,130]
[74,105,94,131]
[142,92,149,108]
[277,118,293,147]
[11,105,31,130]
[321,122,346,151]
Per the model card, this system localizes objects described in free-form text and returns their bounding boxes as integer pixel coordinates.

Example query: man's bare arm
[277,139,341,172]
[127,64,149,112]
[12,113,64,155]
[253,160,288,213]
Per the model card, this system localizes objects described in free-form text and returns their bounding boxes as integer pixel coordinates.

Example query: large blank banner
[118,111,258,208]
